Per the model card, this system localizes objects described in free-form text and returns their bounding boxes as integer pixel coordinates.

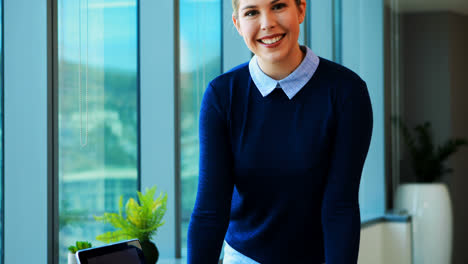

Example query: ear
[232,13,242,36]
[297,0,306,24]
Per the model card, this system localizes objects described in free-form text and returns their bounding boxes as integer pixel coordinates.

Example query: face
[233,0,306,66]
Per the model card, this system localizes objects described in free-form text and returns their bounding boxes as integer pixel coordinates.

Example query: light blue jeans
[223,241,260,264]
[222,241,326,264]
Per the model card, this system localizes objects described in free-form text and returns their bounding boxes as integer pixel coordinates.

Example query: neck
[257,44,305,80]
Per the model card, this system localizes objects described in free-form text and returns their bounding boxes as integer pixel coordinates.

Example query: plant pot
[394,183,452,264]
[68,252,78,264]
[141,240,159,264]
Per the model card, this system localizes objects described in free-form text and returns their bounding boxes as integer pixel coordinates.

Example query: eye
[244,9,259,17]
[272,3,286,10]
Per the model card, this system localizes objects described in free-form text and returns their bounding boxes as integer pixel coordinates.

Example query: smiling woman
[232,0,305,79]
[187,0,373,263]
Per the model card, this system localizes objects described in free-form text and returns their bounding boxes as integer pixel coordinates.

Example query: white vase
[394,183,452,264]
[68,252,78,264]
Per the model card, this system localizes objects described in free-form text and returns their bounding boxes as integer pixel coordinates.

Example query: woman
[187,0,373,263]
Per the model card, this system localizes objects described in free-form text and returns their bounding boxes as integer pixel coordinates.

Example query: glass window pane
[333,0,342,63]
[179,0,222,256]
[0,0,3,262]
[341,0,386,221]
[57,0,138,263]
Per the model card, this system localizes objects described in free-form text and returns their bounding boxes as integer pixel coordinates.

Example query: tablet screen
[87,247,142,264]
[77,239,146,264]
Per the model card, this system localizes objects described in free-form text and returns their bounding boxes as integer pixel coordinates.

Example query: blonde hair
[232,0,302,18]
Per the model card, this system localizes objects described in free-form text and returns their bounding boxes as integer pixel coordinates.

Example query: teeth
[261,35,283,44]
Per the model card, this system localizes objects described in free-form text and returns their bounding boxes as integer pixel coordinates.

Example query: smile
[258,34,285,45]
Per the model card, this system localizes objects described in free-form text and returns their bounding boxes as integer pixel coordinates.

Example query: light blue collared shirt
[248,46,320,100]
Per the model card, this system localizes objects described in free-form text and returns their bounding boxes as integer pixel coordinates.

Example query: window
[340,0,385,220]
[57,0,138,263]
[0,0,3,262]
[310,0,386,221]
[178,0,222,256]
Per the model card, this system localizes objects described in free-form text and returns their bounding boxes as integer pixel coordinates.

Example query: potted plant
[94,186,167,264]
[393,117,467,264]
[68,241,92,264]
[395,119,467,182]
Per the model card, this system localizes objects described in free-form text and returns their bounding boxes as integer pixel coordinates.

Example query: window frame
[0,0,4,263]
[140,0,177,258]
[4,0,50,263]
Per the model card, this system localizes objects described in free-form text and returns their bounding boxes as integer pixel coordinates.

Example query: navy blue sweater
[187,58,373,264]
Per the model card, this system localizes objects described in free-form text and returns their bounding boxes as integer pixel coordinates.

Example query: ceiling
[384,0,468,15]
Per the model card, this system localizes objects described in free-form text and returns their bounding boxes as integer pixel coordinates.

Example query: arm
[321,81,373,264]
[187,83,234,264]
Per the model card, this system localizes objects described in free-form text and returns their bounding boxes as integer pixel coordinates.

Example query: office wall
[401,12,452,157]
[401,11,468,264]
[448,13,468,264]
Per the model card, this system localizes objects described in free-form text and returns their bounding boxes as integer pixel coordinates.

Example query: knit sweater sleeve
[321,80,373,264]
[187,82,234,264]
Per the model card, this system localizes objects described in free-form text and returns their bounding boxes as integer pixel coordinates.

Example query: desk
[158,258,223,264]
[158,258,186,264]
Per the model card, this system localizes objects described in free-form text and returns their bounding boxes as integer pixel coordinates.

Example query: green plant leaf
[393,116,468,182]
[68,241,92,253]
[95,185,167,242]
[68,246,77,254]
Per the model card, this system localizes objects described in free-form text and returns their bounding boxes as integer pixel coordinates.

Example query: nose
[260,11,276,30]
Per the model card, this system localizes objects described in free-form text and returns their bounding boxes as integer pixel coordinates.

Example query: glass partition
[178,0,222,256]
[0,0,3,262]
[57,0,139,263]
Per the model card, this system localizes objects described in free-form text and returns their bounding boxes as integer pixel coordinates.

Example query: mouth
[257,34,286,45]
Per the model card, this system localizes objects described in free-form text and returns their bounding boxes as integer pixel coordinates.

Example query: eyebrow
[240,0,281,11]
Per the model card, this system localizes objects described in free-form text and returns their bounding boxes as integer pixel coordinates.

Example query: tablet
[76,239,146,264]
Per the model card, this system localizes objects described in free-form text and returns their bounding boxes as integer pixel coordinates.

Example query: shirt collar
[249,46,320,100]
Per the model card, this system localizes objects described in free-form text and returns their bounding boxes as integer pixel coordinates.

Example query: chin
[260,52,288,65]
